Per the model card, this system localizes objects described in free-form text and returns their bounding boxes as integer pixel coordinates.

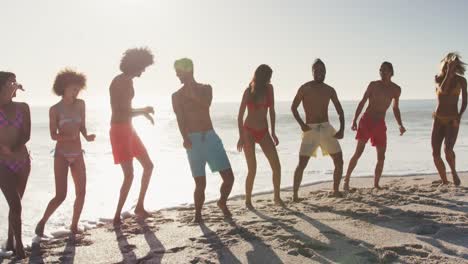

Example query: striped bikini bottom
[53,149,84,165]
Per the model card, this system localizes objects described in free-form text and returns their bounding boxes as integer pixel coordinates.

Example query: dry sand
[2,173,467,263]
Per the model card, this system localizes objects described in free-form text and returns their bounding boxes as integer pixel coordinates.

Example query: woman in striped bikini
[237,64,283,209]
[35,69,95,236]
[432,53,467,186]
[0,71,30,259]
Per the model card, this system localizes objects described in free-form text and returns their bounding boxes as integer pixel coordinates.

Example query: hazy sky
[2,0,467,107]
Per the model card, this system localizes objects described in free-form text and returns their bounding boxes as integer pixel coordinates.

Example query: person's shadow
[198,222,242,264]
[58,234,77,263]
[135,219,165,263]
[114,226,137,263]
[27,239,46,264]
[223,219,284,264]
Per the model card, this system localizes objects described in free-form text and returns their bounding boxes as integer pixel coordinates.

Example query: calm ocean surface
[1,99,468,244]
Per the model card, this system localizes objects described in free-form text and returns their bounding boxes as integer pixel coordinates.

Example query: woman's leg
[243,133,257,208]
[444,121,460,185]
[431,120,448,184]
[258,135,283,205]
[0,166,25,258]
[36,155,69,236]
[7,160,30,251]
[69,155,86,233]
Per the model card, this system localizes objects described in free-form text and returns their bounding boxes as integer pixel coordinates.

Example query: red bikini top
[246,86,273,111]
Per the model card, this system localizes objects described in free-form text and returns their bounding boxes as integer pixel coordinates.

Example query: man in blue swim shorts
[172,58,234,223]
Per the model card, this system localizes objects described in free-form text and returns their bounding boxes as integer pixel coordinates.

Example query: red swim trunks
[355,112,387,147]
[110,123,147,164]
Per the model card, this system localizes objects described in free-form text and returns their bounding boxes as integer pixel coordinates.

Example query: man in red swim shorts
[344,62,406,190]
[109,47,155,226]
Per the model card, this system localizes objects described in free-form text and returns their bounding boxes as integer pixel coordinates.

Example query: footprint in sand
[411,224,441,235]
[381,244,429,258]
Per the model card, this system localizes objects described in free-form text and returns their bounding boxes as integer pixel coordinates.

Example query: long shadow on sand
[198,222,242,264]
[252,208,379,263]
[249,209,327,262]
[57,234,77,263]
[27,240,46,264]
[114,227,138,263]
[283,207,380,263]
[135,219,165,263]
[224,219,283,264]
[320,191,468,254]
[391,187,468,214]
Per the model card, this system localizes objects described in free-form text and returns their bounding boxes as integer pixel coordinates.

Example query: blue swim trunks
[186,130,231,177]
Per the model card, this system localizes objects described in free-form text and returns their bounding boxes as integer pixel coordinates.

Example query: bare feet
[70,225,84,234]
[453,174,461,186]
[292,195,304,203]
[245,201,254,210]
[15,247,25,259]
[193,214,203,223]
[113,217,122,227]
[274,198,285,207]
[329,191,343,198]
[373,185,383,190]
[217,200,232,218]
[134,207,152,219]
[35,221,45,237]
[343,182,350,192]
[6,237,14,251]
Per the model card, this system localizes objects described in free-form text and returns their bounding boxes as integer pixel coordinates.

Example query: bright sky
[2,0,467,107]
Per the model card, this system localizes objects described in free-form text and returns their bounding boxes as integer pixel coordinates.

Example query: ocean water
[1,99,468,244]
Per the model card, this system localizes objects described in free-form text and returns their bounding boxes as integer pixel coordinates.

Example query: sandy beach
[2,173,467,264]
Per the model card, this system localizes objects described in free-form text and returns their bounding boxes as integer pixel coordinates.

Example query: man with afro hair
[109,47,156,226]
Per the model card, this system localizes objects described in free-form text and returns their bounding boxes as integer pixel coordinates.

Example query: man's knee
[144,160,154,172]
[194,178,206,191]
[273,163,281,173]
[76,187,86,199]
[333,155,344,167]
[247,166,257,176]
[444,147,454,158]
[296,159,308,171]
[55,192,67,203]
[123,171,134,181]
[377,154,385,163]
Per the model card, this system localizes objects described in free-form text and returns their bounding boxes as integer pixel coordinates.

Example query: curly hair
[0,71,16,92]
[120,47,154,74]
[52,69,86,96]
[435,52,467,84]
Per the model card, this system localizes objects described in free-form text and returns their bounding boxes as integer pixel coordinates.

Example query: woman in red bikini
[237,64,282,208]
[0,72,30,259]
[432,53,467,186]
[35,69,95,236]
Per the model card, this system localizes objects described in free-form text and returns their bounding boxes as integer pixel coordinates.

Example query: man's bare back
[172,83,213,134]
[365,80,401,120]
[300,81,337,124]
[110,74,134,123]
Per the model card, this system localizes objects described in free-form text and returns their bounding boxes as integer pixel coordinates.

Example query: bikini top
[436,81,461,96]
[0,105,23,129]
[57,102,82,128]
[246,86,273,111]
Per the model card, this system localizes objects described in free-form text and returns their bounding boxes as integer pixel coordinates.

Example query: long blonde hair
[435,52,467,84]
